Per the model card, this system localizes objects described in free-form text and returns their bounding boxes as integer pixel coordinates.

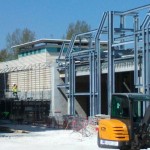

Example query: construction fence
[46,114,109,136]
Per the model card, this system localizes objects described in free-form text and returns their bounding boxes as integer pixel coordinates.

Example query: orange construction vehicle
[97,93,150,150]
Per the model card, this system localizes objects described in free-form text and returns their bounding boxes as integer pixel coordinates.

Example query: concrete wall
[51,62,68,116]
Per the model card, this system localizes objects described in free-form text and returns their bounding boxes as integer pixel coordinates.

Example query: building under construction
[57,4,150,117]
[0,38,107,122]
[0,4,150,122]
[0,39,68,123]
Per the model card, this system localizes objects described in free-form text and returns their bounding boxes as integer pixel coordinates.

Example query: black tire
[120,147,131,150]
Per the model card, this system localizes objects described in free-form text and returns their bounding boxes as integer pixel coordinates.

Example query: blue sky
[0,0,150,49]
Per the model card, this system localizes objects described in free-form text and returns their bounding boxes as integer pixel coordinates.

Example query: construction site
[0,4,150,150]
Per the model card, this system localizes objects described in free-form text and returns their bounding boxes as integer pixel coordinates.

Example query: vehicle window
[111,95,129,119]
[132,100,143,122]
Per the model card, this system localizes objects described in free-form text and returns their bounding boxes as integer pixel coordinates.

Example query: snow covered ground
[0,124,114,150]
[0,124,149,150]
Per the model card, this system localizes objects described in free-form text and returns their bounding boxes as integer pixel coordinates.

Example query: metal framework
[1,62,52,100]
[57,4,150,116]
[0,62,52,122]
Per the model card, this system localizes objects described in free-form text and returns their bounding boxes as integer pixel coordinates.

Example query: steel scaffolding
[0,62,52,122]
[0,62,52,100]
[57,4,150,116]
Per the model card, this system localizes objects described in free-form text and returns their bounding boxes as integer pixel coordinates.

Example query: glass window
[111,95,130,119]
[129,95,150,123]
[38,49,41,53]
[132,100,143,122]
[57,48,60,52]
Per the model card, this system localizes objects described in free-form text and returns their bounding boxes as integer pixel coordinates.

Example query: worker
[12,84,18,98]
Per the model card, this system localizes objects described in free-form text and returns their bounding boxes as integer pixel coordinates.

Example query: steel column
[95,12,108,115]
[142,29,146,94]
[89,52,93,116]
[146,28,150,94]
[108,11,114,115]
[134,15,139,88]
[120,15,125,50]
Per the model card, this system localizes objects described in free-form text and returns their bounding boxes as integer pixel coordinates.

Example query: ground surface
[0,123,149,150]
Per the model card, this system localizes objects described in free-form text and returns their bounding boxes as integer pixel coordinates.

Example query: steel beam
[121,4,150,15]
[108,11,114,115]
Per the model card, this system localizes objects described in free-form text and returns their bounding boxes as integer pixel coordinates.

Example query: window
[57,48,60,52]
[132,100,143,122]
[111,95,130,119]
[38,49,41,53]
[129,95,150,123]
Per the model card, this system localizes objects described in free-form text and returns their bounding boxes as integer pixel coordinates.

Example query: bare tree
[6,28,36,59]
